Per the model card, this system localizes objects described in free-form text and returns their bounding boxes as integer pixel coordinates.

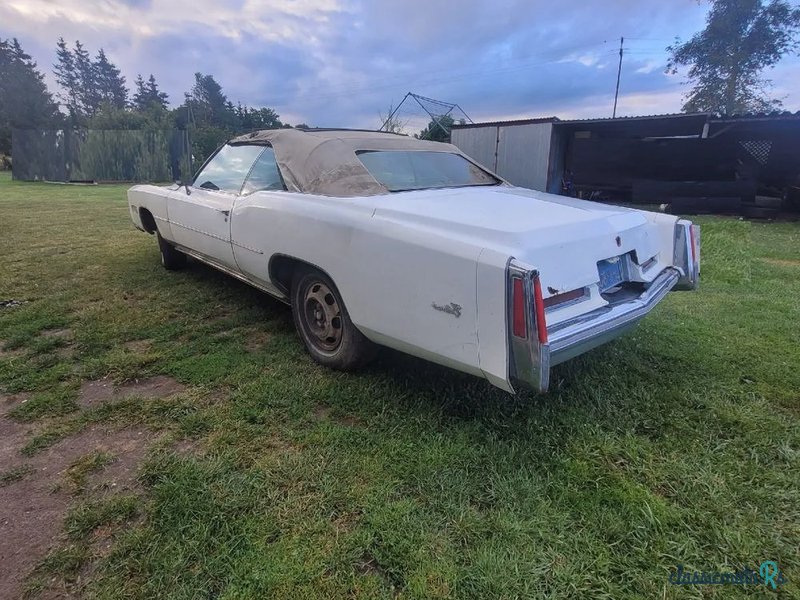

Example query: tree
[415,114,464,142]
[94,49,127,109]
[133,74,169,111]
[667,0,800,114]
[186,72,235,129]
[54,37,79,118]
[54,39,102,121]
[233,103,282,130]
[379,103,408,134]
[73,41,100,118]
[0,38,60,154]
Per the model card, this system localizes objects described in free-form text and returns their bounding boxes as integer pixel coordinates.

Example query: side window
[241,147,285,194]
[193,144,263,193]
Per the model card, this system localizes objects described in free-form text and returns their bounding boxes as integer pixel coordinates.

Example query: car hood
[368,185,666,297]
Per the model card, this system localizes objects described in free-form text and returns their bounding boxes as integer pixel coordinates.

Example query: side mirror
[176,181,191,195]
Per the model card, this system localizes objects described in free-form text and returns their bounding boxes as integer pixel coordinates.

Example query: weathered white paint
[128,177,684,392]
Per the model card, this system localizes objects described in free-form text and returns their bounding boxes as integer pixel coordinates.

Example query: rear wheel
[291,268,376,369]
[157,231,186,270]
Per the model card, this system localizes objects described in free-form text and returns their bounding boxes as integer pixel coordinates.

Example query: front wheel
[157,232,186,270]
[291,269,377,370]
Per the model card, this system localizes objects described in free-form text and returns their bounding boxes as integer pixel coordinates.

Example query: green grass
[0,170,798,599]
[65,451,116,493]
[0,463,34,486]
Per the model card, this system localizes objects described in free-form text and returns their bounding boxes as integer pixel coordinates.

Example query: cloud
[1,0,798,128]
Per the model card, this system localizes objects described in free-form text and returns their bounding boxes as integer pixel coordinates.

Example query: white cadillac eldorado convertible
[127,128,699,394]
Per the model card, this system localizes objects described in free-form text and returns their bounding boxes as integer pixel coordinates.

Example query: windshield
[356,150,500,192]
[192,144,264,193]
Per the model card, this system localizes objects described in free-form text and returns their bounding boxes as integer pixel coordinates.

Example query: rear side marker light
[532,276,548,344]
[512,277,526,338]
[543,288,586,309]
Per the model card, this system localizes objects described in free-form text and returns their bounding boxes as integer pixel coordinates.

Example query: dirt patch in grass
[245,330,272,353]
[0,345,25,359]
[123,339,153,354]
[0,419,153,600]
[40,328,73,340]
[313,405,332,420]
[2,391,32,413]
[759,257,800,267]
[355,551,400,594]
[313,404,364,428]
[172,438,204,458]
[337,414,364,428]
[78,375,186,409]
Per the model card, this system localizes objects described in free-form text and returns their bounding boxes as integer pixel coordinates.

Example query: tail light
[507,260,551,394]
[512,277,526,338]
[532,275,548,344]
[511,274,548,343]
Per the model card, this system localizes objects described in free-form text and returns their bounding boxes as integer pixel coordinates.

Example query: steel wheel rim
[303,281,342,351]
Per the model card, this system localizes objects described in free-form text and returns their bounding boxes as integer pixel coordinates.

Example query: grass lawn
[0,171,798,599]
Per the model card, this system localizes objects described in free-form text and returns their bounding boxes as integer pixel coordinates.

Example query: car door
[168,144,263,270]
[230,145,288,289]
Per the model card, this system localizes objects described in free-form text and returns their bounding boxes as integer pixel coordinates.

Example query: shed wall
[451,122,554,191]
[451,126,499,171]
[496,123,553,191]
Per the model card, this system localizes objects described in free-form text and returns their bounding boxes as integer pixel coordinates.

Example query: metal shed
[451,112,800,214]
[450,118,557,193]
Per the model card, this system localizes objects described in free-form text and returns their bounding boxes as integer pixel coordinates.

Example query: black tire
[291,268,377,370]
[157,231,186,270]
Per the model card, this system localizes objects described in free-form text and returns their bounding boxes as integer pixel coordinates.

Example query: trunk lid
[370,185,663,301]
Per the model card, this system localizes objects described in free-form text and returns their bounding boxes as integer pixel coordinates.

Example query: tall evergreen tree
[73,41,100,117]
[132,73,168,111]
[54,37,79,118]
[94,48,127,109]
[0,38,59,154]
[54,39,102,121]
[187,72,235,128]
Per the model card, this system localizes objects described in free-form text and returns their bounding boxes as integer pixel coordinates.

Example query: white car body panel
[127,136,698,394]
[169,188,238,269]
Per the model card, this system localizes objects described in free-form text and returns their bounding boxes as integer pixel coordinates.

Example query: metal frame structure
[379,92,473,140]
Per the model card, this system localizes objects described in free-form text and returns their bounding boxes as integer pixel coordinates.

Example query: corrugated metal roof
[450,117,559,129]
[450,110,800,130]
[557,112,711,125]
[712,110,800,122]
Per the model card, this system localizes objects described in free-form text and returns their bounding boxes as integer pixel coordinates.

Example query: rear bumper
[548,267,679,366]
[509,266,680,393]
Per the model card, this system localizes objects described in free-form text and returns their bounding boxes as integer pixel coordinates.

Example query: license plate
[597,257,624,291]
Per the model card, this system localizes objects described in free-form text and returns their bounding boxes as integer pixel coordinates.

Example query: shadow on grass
[124,250,710,458]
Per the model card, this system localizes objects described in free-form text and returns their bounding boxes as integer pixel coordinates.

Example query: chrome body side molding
[174,244,290,305]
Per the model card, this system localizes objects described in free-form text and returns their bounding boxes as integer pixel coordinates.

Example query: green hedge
[11,129,189,182]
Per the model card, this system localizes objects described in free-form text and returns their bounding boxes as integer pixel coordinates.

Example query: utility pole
[613,36,624,119]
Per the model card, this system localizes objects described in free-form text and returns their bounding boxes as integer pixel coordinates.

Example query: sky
[2,0,799,131]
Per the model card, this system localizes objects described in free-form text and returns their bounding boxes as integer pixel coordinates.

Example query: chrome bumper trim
[673,220,700,290]
[547,267,680,366]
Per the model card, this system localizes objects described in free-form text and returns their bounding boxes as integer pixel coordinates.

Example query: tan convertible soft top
[228,128,478,197]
